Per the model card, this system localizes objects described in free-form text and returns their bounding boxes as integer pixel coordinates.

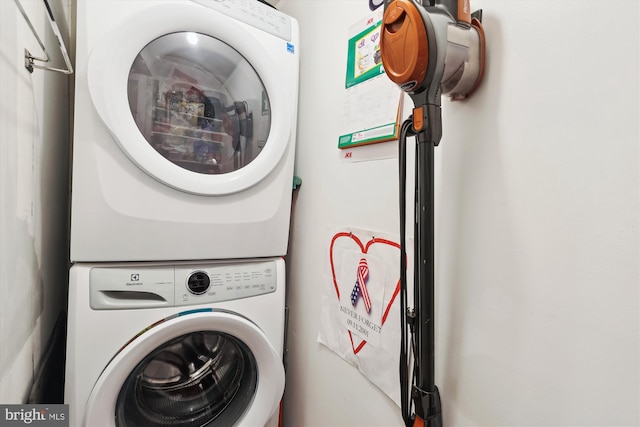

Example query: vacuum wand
[380,1,486,425]
[412,106,441,427]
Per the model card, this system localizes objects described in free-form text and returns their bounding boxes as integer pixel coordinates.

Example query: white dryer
[71,0,299,262]
[65,258,286,427]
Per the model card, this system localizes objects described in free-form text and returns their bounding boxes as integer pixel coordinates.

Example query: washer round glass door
[84,311,284,427]
[116,331,256,426]
[87,2,292,195]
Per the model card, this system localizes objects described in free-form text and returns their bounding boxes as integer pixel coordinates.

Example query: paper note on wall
[338,10,403,149]
[318,227,413,407]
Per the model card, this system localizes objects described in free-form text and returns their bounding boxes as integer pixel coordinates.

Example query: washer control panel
[176,261,277,306]
[90,260,277,310]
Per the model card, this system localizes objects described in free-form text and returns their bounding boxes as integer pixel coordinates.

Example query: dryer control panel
[90,260,277,310]
[190,0,292,41]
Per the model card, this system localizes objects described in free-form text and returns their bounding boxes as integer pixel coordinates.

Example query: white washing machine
[65,257,286,427]
[70,0,299,262]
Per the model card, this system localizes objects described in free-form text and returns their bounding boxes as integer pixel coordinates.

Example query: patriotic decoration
[351,258,372,313]
[321,228,406,406]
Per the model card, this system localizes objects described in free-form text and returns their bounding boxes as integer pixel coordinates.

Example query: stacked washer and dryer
[64,1,299,426]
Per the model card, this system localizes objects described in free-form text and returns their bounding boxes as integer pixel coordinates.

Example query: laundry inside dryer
[127,32,269,175]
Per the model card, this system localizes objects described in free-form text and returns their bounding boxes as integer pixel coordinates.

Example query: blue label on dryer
[287,43,295,54]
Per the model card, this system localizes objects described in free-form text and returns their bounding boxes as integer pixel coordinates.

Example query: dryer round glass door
[84,311,284,427]
[128,32,270,177]
[86,2,293,196]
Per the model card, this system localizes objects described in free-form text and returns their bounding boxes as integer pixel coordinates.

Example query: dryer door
[84,310,284,427]
[87,2,292,196]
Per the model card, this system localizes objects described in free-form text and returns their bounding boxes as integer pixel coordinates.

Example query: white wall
[0,0,72,403]
[280,1,639,426]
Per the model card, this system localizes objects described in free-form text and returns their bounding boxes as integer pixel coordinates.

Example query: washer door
[87,2,291,196]
[84,311,284,427]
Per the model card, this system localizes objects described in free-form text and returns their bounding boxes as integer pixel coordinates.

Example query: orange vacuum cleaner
[379,1,486,426]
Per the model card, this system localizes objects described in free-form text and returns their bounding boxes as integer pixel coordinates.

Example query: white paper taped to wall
[318,226,413,407]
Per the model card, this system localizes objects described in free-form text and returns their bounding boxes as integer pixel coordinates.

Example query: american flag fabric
[351,258,371,313]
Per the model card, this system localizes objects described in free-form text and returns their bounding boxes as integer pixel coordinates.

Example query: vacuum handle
[412,386,443,427]
[413,414,442,427]
[413,414,443,427]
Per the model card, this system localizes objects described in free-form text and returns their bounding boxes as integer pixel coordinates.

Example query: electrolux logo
[0,405,68,426]
[126,273,142,286]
